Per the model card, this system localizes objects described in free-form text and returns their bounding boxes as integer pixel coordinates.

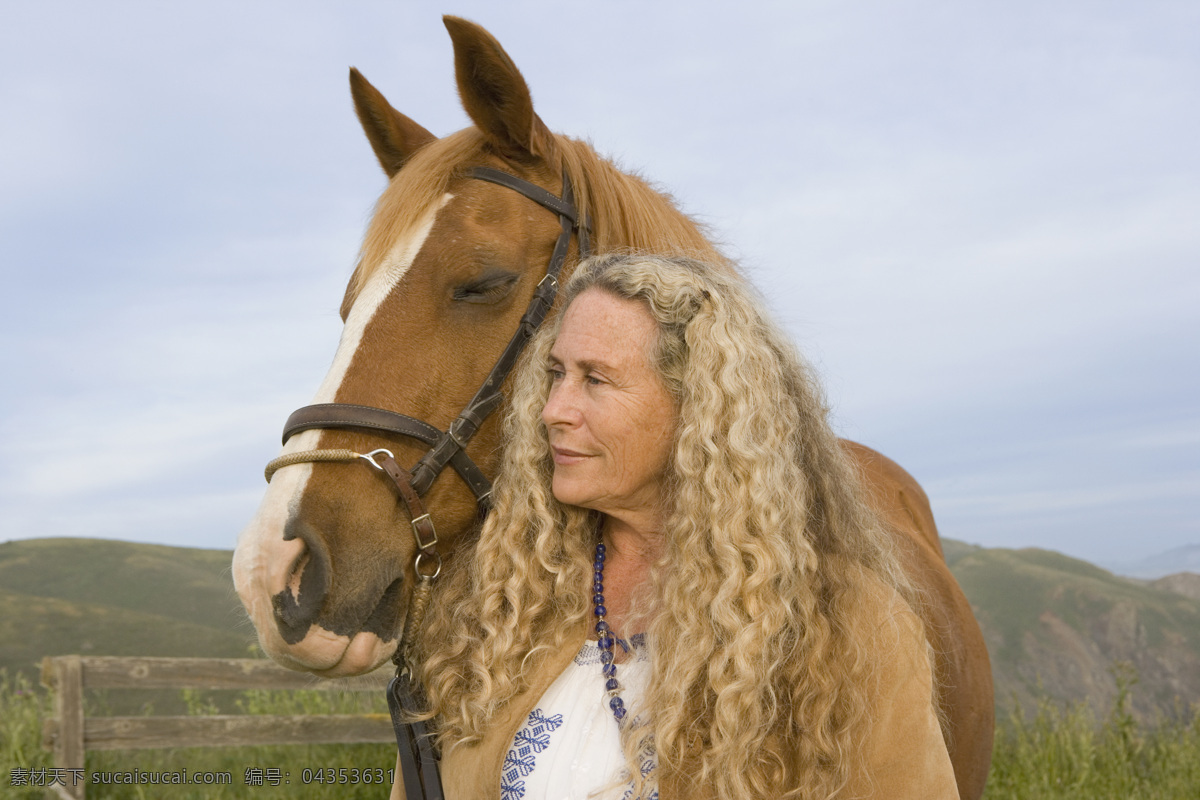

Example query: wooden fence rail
[40,655,394,800]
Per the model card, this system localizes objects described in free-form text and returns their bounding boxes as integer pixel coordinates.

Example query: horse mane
[555,136,728,266]
[344,128,728,314]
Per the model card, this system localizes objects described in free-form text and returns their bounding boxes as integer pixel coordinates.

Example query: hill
[2,537,1199,723]
[946,542,1200,721]
[1152,572,1200,601]
[0,538,253,679]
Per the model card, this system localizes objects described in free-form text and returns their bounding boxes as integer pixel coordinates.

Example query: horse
[232,16,993,799]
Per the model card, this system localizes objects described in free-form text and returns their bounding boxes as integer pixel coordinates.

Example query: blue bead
[602,663,616,677]
[595,621,608,633]
[593,594,604,605]
[594,604,607,616]
[605,678,619,691]
[600,650,614,665]
[598,636,614,649]
[596,543,606,555]
[613,707,626,721]
[609,696,624,710]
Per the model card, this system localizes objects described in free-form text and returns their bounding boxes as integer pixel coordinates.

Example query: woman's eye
[586,375,603,386]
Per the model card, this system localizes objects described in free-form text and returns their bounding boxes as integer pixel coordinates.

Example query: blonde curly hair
[418,253,915,799]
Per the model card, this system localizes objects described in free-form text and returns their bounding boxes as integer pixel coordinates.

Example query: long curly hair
[417,253,916,799]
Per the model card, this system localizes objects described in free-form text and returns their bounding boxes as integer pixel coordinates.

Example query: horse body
[233,16,992,799]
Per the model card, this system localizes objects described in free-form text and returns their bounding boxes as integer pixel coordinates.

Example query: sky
[1,1,1196,570]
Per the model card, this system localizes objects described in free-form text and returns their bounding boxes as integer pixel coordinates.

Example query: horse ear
[443,16,556,163]
[349,67,437,178]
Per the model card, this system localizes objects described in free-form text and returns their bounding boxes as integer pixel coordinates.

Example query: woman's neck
[601,511,666,567]
[597,514,663,642]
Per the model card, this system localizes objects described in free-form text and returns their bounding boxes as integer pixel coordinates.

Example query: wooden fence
[40,655,394,800]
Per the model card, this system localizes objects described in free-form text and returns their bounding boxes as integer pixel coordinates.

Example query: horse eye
[452,271,519,304]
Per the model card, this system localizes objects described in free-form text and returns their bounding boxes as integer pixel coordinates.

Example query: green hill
[0,589,252,673]
[948,545,1200,721]
[0,538,253,678]
[0,538,243,630]
[2,537,1198,723]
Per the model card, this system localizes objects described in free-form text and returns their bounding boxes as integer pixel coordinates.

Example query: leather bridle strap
[280,403,494,499]
[389,671,442,800]
[400,166,587,497]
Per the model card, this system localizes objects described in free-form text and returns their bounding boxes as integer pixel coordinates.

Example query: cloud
[2,1,1197,565]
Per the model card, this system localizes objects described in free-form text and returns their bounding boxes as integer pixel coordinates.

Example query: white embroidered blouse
[500,636,657,800]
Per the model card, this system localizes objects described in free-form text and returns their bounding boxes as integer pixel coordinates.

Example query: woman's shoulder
[841,567,959,798]
[841,564,926,653]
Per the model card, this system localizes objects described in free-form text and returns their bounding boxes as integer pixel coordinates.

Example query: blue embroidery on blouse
[501,708,563,800]
[618,744,659,800]
[503,640,654,799]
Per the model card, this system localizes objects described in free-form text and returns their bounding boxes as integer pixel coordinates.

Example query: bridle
[261,164,590,800]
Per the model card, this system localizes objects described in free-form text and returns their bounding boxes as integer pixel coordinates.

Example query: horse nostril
[272,520,331,644]
[286,549,311,600]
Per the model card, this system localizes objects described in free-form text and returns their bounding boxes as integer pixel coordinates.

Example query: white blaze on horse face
[233,195,452,673]
[308,193,455,411]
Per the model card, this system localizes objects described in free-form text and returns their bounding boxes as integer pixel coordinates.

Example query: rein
[262,165,590,800]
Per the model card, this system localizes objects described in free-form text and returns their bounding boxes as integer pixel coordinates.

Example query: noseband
[262,166,590,800]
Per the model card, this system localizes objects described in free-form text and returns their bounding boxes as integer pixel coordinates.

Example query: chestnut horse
[233,16,992,799]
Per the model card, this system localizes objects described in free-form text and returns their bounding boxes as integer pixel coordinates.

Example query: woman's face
[542,289,678,526]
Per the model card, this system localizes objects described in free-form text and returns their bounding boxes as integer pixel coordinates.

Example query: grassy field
[3,667,1198,799]
[1,669,397,800]
[984,667,1200,799]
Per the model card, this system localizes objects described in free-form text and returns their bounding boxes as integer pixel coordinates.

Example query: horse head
[232,16,718,677]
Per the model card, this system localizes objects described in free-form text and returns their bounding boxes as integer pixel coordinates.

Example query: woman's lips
[551,446,590,465]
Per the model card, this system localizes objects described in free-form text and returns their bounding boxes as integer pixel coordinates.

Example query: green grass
[0,669,396,799]
[4,666,1199,798]
[983,665,1200,799]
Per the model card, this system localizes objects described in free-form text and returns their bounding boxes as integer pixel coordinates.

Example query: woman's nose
[542,380,578,427]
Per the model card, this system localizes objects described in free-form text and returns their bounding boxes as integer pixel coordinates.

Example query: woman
[404,254,958,799]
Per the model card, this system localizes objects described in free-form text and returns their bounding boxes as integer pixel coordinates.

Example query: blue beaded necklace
[593,539,627,723]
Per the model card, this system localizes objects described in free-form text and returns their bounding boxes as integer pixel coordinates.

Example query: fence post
[36,653,394,798]
[44,656,85,800]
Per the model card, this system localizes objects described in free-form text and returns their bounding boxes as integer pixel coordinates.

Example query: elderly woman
[399,254,957,799]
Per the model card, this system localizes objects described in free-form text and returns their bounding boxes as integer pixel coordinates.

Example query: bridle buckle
[410,513,438,551]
